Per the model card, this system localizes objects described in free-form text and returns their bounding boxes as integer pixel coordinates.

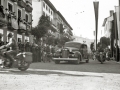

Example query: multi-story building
[32,0,73,39]
[102,10,114,38]
[52,11,73,39]
[32,0,56,27]
[0,0,33,43]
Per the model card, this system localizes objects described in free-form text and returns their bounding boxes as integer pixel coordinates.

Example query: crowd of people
[0,33,57,63]
[92,44,120,63]
[17,41,56,63]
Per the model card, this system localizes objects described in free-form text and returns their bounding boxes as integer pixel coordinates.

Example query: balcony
[0,6,7,27]
[26,24,31,31]
[25,23,31,35]
[18,0,26,8]
[10,0,18,2]
[25,1,33,12]
[18,22,26,33]
[7,17,18,30]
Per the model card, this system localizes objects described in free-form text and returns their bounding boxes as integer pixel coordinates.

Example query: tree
[31,15,51,41]
[57,35,70,47]
[100,37,110,48]
[97,42,101,47]
[60,24,64,34]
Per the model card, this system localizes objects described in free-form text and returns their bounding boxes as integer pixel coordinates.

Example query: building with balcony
[32,0,73,39]
[102,10,119,57]
[0,0,33,43]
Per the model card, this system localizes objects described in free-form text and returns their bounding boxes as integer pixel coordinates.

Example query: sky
[49,0,118,39]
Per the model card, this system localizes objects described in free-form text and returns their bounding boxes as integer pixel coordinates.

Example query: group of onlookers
[91,46,120,63]
[18,41,56,62]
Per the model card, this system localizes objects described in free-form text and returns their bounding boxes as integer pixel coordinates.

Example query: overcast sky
[49,0,118,39]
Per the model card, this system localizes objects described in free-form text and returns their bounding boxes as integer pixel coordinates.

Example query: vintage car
[52,41,89,64]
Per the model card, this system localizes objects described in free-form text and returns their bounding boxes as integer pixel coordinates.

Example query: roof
[44,0,57,12]
[57,11,73,30]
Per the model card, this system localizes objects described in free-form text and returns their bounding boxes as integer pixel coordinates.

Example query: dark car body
[52,41,89,64]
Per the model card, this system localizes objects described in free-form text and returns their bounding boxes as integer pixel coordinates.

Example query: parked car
[52,41,89,64]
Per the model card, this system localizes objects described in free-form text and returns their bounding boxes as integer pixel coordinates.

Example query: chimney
[110,10,114,16]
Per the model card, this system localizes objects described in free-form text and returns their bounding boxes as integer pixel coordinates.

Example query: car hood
[63,47,79,51]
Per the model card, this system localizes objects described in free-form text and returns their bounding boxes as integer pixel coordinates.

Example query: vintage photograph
[0,0,120,90]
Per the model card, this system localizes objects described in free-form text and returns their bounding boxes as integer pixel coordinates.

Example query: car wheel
[55,61,60,64]
[86,59,89,63]
[75,56,80,65]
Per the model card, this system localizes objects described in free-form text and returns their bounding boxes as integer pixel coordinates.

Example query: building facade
[32,0,73,39]
[0,0,33,43]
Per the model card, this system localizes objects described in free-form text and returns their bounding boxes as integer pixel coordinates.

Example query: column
[14,30,17,41]
[29,34,33,44]
[22,33,25,43]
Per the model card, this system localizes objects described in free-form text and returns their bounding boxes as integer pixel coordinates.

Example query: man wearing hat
[0,32,19,66]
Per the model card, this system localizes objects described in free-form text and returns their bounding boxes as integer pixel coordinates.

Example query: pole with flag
[113,12,118,61]
[93,1,99,51]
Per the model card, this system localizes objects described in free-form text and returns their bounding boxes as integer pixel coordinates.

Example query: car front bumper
[52,58,78,61]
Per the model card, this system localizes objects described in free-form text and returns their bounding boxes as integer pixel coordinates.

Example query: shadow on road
[0,68,103,78]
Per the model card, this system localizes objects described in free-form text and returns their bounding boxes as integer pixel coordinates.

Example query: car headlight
[69,49,72,52]
[57,49,61,52]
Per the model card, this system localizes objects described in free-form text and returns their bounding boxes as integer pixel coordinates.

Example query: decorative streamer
[93,1,99,50]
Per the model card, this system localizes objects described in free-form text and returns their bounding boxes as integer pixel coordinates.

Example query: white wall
[32,1,43,27]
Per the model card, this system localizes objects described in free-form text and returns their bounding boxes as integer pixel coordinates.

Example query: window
[49,9,50,13]
[18,38,21,42]
[43,2,45,8]
[25,14,28,22]
[46,5,48,10]
[18,9,21,18]
[8,3,13,12]
[51,11,53,15]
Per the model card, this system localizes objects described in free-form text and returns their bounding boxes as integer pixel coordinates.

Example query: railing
[25,1,33,12]
[7,17,18,30]
[18,0,26,8]
[19,22,26,30]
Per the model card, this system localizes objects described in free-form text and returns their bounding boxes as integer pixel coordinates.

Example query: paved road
[0,59,120,90]
[30,59,120,74]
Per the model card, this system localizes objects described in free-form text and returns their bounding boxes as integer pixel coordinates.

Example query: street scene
[0,0,120,90]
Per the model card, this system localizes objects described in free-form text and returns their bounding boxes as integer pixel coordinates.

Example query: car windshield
[64,42,81,49]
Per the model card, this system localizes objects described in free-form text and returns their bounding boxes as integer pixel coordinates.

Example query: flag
[115,6,120,46]
[113,13,118,40]
[93,1,99,50]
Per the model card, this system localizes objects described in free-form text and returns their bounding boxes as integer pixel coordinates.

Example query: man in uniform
[0,33,19,65]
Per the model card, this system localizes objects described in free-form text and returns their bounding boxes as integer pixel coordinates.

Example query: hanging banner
[93,1,99,50]
[115,6,120,46]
